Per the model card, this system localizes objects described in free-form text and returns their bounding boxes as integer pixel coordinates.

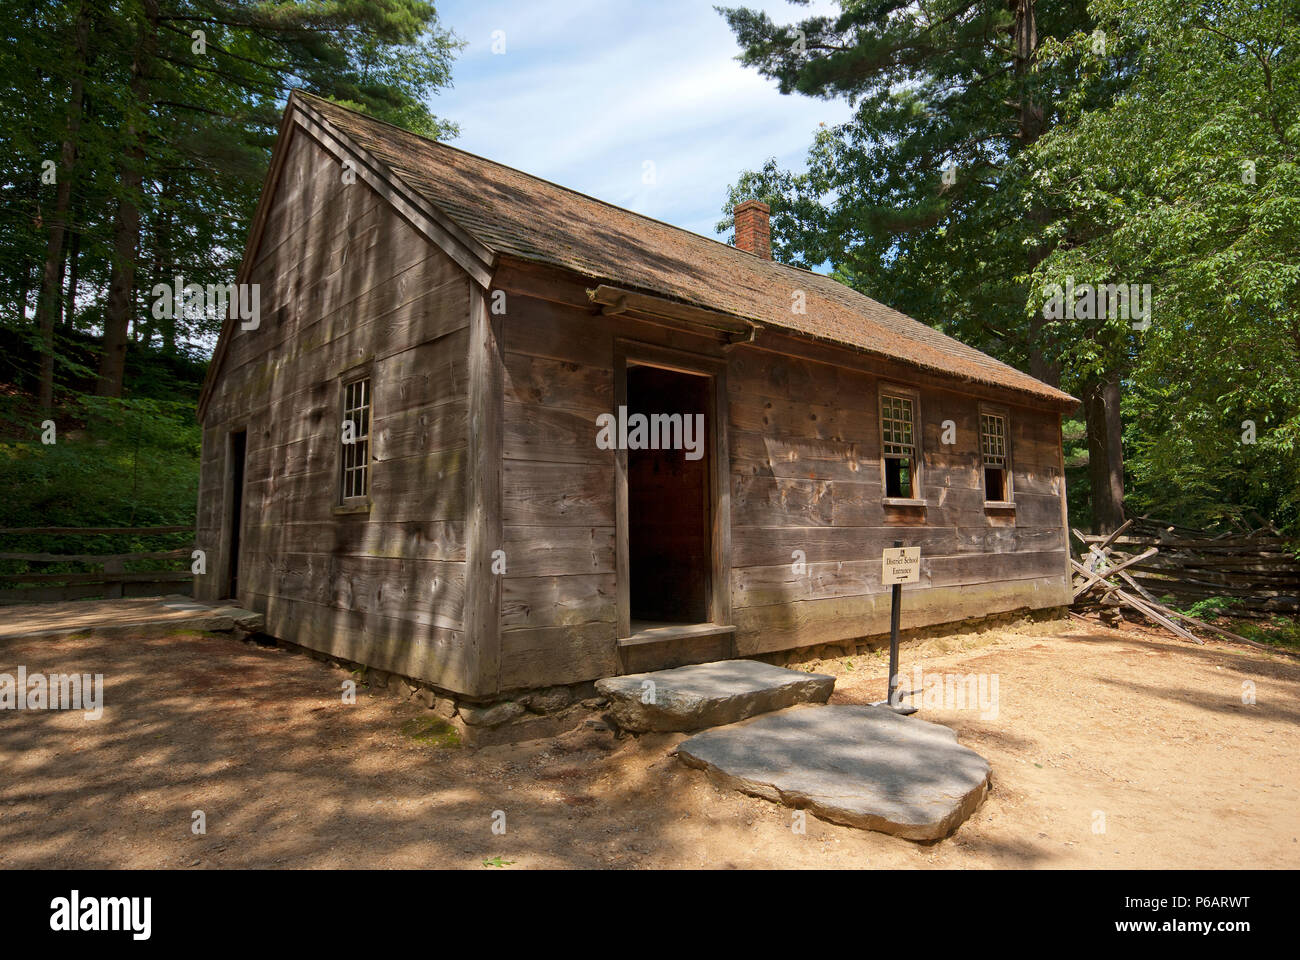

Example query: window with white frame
[880,391,918,499]
[980,411,1010,502]
[340,376,371,502]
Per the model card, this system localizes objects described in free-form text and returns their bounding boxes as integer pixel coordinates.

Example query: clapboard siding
[196,124,476,691]
[484,287,1070,686]
[725,339,1070,654]
[496,293,724,684]
[733,576,1068,655]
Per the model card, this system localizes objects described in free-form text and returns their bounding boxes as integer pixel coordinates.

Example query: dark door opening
[627,364,711,625]
[227,429,247,600]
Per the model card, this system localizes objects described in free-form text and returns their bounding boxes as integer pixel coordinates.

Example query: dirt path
[1,619,1296,868]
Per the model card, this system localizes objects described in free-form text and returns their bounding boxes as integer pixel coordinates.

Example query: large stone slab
[676,705,990,840]
[595,660,834,732]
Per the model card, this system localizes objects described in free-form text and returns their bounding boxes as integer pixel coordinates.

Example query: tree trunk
[144,182,174,353]
[97,0,158,397]
[35,2,90,410]
[63,214,80,328]
[1011,1,1058,388]
[1028,313,1061,388]
[1084,366,1125,533]
[17,258,32,329]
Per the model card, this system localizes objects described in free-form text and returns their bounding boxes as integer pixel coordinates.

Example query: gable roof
[222,91,1074,409]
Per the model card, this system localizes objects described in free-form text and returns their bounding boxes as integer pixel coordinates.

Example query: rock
[368,670,389,689]
[594,660,835,733]
[522,686,571,714]
[581,697,608,709]
[456,700,526,727]
[394,677,420,700]
[431,696,457,720]
[453,705,584,747]
[209,606,265,632]
[676,705,990,841]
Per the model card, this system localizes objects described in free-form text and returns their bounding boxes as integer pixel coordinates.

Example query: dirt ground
[2,617,1297,869]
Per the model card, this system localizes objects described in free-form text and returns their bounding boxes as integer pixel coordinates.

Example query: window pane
[881,394,915,457]
[980,413,1007,467]
[341,376,372,501]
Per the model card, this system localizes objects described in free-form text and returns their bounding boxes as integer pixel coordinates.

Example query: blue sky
[428,0,853,240]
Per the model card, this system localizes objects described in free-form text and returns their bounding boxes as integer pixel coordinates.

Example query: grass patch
[400,715,462,748]
[1232,616,1300,651]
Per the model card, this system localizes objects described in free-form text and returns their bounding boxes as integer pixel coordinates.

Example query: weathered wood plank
[501,525,615,578]
[503,351,612,414]
[503,460,614,526]
[734,575,1070,654]
[730,524,1067,567]
[498,622,619,689]
[501,573,618,629]
[503,402,609,464]
[732,550,1067,608]
[464,283,504,695]
[252,591,471,690]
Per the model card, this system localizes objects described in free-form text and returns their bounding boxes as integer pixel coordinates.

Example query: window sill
[333,500,372,516]
[984,500,1016,511]
[882,497,927,507]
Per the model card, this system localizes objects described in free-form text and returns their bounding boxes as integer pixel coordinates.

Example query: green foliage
[1028,0,1300,533]
[400,716,462,749]
[719,0,1300,534]
[1236,616,1300,649]
[715,0,1105,370]
[1,0,463,382]
[1175,595,1243,621]
[0,391,200,579]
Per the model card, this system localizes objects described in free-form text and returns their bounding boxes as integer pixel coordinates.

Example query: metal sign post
[876,540,920,714]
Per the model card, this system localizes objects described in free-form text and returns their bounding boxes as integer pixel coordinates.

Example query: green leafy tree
[0,0,463,402]
[715,0,1147,531]
[1026,0,1300,533]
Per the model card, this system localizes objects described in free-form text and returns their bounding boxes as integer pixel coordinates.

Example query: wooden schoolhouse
[195,91,1076,699]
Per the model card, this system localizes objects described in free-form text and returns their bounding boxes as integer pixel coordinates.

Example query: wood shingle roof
[292,91,1074,407]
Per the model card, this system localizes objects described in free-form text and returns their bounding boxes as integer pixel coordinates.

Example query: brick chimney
[733,199,771,259]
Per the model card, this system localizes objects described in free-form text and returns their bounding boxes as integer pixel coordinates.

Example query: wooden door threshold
[618,621,736,649]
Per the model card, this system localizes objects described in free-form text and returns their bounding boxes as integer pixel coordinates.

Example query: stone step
[676,704,991,840]
[594,659,835,732]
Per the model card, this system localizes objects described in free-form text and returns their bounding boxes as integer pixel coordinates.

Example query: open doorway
[225,429,247,600]
[626,364,711,627]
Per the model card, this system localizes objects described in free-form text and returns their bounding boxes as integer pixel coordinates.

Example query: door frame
[221,426,248,600]
[613,338,731,638]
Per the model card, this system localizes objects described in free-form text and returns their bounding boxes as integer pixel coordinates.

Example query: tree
[0,0,463,401]
[716,0,1144,530]
[34,1,91,410]
[1025,0,1300,533]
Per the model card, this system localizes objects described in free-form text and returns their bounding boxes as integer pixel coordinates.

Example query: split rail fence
[0,526,195,604]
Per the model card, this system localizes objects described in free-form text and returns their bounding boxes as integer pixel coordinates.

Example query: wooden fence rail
[1075,517,1299,618]
[0,526,194,604]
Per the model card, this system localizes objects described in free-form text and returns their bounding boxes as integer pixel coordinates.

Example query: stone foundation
[259,605,1068,746]
[269,637,611,747]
